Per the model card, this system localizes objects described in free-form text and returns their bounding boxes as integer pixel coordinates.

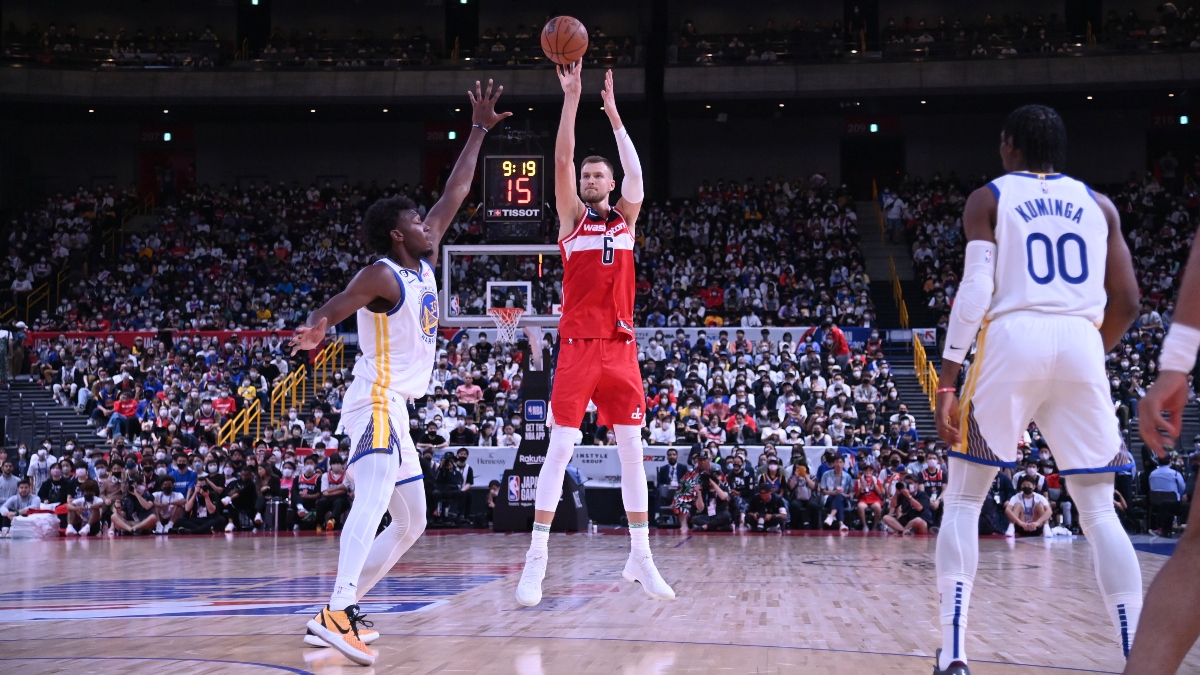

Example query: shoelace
[344,606,374,638]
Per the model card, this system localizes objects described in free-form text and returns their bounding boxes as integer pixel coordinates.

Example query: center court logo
[419,291,438,343]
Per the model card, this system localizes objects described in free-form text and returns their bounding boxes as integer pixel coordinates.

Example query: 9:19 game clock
[484,155,543,222]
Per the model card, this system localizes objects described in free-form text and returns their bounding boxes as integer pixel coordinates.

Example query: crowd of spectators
[0,18,640,70]
[7,5,1198,72]
[1,21,221,68]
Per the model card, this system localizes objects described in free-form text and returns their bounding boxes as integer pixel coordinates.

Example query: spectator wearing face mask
[1005,476,1052,537]
[151,477,185,533]
[291,457,322,528]
[65,479,105,536]
[449,417,479,445]
[785,453,819,529]
[314,455,350,532]
[113,479,159,535]
[854,464,886,531]
[820,455,853,532]
[498,424,523,448]
[26,441,56,495]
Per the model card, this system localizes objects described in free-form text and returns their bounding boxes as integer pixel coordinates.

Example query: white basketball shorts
[951,310,1133,475]
[340,377,423,487]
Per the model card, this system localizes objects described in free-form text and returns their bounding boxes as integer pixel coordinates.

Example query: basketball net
[487,307,524,344]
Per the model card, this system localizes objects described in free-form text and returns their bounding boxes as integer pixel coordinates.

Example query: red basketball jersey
[558,205,636,339]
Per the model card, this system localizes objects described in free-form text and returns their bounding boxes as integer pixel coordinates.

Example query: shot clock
[484,155,543,222]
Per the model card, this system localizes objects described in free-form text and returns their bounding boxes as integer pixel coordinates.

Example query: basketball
[541,16,588,65]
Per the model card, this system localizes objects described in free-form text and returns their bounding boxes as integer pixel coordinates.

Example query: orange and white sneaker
[304,626,380,648]
[305,604,376,666]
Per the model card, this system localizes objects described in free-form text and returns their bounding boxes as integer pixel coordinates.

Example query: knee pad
[614,425,649,513]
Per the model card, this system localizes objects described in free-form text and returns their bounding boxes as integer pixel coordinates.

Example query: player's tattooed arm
[290,265,400,355]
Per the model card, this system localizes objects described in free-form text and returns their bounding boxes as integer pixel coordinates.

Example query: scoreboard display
[483,155,543,222]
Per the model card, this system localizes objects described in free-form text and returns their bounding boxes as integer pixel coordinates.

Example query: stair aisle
[3,378,92,451]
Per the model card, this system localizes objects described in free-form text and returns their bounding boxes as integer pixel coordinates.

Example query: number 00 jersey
[986,172,1109,325]
[346,257,439,401]
[557,205,636,340]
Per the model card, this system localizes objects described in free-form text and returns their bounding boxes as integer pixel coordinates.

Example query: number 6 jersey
[986,172,1109,325]
[558,205,637,340]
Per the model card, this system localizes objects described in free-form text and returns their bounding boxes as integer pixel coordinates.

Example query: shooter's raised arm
[555,60,585,238]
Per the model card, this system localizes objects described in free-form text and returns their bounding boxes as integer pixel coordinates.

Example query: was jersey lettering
[986,172,1108,325]
[348,258,439,400]
[558,206,636,339]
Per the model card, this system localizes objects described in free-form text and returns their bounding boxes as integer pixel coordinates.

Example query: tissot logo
[499,208,540,218]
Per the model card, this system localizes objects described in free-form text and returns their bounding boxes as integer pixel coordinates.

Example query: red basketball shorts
[550,337,646,429]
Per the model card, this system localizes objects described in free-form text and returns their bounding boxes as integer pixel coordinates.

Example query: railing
[912,334,939,410]
[217,398,261,446]
[0,305,15,323]
[103,194,156,260]
[309,336,345,400]
[24,283,50,322]
[888,255,910,331]
[269,365,306,428]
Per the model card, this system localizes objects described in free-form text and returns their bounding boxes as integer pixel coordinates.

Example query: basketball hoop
[487,307,525,344]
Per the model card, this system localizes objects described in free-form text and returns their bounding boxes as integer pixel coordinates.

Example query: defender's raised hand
[469,79,512,131]
[556,59,582,97]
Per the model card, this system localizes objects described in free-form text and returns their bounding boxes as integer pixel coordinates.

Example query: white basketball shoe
[516,553,548,607]
[622,554,676,601]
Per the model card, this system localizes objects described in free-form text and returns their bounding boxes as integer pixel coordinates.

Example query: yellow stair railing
[218,398,262,446]
[217,337,345,446]
[24,283,50,322]
[269,364,306,428]
[0,305,14,323]
[309,336,345,401]
[912,334,940,410]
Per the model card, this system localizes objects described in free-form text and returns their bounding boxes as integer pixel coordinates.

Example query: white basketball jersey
[986,172,1109,325]
[350,258,439,400]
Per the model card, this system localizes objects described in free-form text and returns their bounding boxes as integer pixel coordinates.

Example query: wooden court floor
[0,529,1194,674]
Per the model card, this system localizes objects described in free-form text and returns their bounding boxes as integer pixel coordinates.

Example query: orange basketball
[540,16,588,65]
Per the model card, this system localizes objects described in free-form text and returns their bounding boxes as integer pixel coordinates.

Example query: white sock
[1071,472,1143,657]
[935,458,996,670]
[330,451,397,611]
[938,577,973,670]
[629,521,651,557]
[529,523,550,557]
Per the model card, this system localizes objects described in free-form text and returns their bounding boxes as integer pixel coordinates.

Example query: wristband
[472,123,489,133]
[1160,322,1200,373]
[935,387,957,394]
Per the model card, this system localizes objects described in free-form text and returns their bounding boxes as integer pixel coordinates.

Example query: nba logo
[1041,181,1049,194]
[507,476,521,502]
[524,400,546,422]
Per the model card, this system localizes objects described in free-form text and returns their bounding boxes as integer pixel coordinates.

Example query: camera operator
[883,473,932,535]
[672,449,726,533]
[175,475,225,533]
[432,451,469,521]
[690,451,733,532]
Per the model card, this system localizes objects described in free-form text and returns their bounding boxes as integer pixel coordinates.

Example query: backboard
[440,244,562,327]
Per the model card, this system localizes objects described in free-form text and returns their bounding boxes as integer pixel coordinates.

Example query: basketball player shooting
[1125,225,1200,674]
[515,62,675,606]
[287,80,511,666]
[932,105,1143,675]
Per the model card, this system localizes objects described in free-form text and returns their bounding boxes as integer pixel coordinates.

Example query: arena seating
[4,5,1195,71]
